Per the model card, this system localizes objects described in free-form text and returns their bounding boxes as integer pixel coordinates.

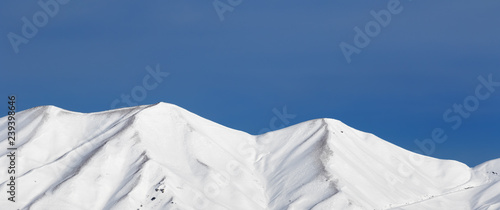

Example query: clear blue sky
[1,0,499,166]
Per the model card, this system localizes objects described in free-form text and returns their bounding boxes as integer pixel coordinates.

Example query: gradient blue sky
[1,0,499,166]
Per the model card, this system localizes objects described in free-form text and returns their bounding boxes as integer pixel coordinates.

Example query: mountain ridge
[0,103,499,209]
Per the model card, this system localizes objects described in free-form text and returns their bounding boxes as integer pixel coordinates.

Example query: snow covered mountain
[0,102,499,210]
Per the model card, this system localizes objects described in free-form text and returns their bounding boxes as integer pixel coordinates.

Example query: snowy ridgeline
[0,102,499,210]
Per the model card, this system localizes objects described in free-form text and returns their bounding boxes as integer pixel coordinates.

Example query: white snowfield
[0,102,499,210]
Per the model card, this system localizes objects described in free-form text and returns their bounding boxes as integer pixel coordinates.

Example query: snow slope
[0,103,498,210]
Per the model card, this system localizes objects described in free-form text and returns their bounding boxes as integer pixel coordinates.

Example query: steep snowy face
[0,103,498,210]
[255,119,475,210]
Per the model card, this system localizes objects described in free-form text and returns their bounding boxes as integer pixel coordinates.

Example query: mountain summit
[1,103,499,209]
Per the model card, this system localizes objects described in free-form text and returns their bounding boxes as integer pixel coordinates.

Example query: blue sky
[1,0,499,166]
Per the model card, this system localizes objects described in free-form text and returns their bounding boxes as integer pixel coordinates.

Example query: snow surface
[0,102,499,210]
